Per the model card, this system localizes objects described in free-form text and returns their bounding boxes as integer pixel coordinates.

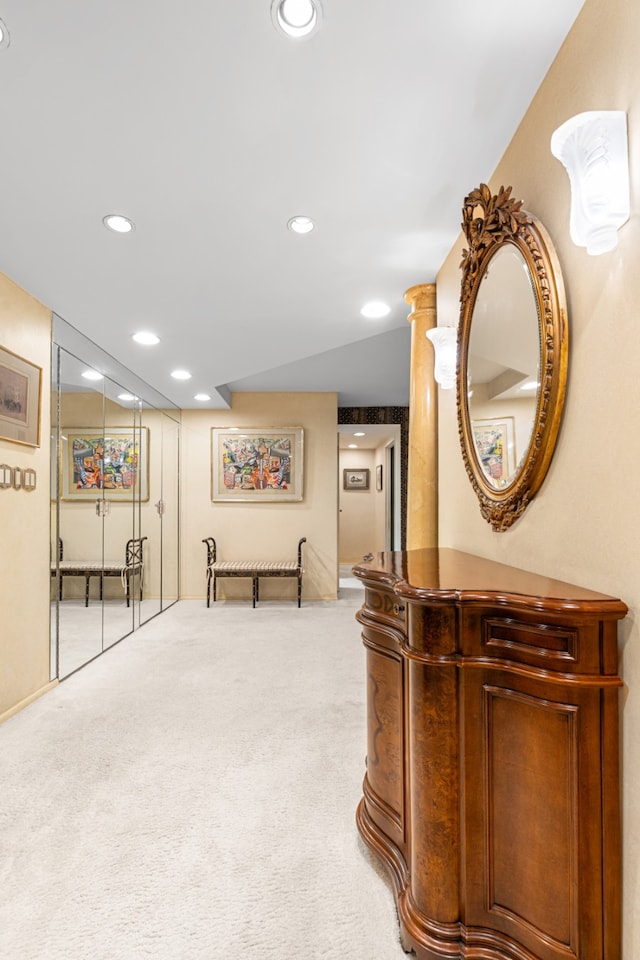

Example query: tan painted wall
[181,393,338,601]
[0,273,53,719]
[435,0,640,952]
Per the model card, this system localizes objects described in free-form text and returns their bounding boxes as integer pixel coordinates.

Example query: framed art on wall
[62,427,149,500]
[211,427,304,502]
[376,464,383,491]
[344,468,370,490]
[0,344,42,447]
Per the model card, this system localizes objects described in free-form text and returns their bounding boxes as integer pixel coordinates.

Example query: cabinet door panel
[364,640,405,846]
[463,671,603,960]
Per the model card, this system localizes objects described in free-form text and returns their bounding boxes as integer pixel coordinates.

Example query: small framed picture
[0,344,42,447]
[343,468,370,490]
[376,464,383,491]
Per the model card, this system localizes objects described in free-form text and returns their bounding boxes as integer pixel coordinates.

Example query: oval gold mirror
[457,184,568,530]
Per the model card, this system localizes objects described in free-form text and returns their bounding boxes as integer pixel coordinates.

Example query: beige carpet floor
[0,587,408,960]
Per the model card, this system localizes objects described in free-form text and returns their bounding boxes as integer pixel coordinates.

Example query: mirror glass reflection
[467,244,541,490]
[136,399,161,628]
[161,411,180,609]
[51,342,180,679]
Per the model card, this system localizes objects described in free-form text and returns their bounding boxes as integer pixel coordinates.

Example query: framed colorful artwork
[343,468,370,490]
[62,427,149,500]
[471,417,516,489]
[211,427,304,502]
[0,344,42,447]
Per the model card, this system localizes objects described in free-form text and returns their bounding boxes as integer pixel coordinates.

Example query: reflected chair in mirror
[123,536,147,607]
[52,535,147,607]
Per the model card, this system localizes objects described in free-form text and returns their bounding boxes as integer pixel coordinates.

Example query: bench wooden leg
[253,576,258,608]
[298,575,302,608]
[213,574,217,603]
[85,574,90,607]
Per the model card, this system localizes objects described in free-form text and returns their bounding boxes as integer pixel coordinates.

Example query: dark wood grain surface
[354,549,626,960]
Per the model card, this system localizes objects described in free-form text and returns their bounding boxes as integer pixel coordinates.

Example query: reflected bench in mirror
[202,537,306,608]
[51,536,147,607]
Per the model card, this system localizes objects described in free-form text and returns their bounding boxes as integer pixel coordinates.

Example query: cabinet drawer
[482,616,578,667]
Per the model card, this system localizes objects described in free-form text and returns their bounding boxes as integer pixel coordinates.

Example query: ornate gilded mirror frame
[457,184,568,531]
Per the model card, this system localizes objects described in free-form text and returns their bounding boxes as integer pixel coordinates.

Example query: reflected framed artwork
[62,427,149,500]
[471,417,515,489]
[211,427,304,502]
[376,464,383,491]
[0,344,42,447]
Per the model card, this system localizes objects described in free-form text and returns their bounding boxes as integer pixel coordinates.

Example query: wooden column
[405,282,437,549]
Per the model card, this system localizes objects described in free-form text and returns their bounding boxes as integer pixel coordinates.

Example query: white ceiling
[0,1,584,409]
[338,422,399,450]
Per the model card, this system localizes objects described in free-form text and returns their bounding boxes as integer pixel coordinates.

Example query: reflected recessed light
[171,369,192,380]
[271,0,322,39]
[361,301,391,319]
[194,393,211,402]
[287,215,315,234]
[348,443,358,449]
[81,370,103,381]
[117,393,137,402]
[132,331,160,345]
[228,427,240,432]
[103,214,135,234]
[0,17,10,49]
[519,381,540,391]
[354,432,365,437]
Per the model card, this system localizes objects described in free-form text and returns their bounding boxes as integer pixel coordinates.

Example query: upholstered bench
[202,537,306,608]
[51,537,147,607]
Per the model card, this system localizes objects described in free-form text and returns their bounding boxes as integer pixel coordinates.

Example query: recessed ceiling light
[194,393,211,402]
[287,215,315,234]
[0,17,10,49]
[103,214,135,234]
[354,432,365,437]
[132,331,160,345]
[81,370,104,381]
[271,0,322,39]
[171,369,192,380]
[361,301,391,319]
[117,393,137,402]
[348,444,358,449]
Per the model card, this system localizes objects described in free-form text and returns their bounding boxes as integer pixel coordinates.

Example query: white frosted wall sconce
[426,326,457,389]
[550,111,630,255]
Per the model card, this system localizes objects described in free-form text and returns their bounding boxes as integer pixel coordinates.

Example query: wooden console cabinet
[353,549,627,960]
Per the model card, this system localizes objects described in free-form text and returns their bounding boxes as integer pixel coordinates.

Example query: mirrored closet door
[50,326,180,679]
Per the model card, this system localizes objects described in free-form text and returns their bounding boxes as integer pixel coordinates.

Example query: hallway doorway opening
[338,423,402,565]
